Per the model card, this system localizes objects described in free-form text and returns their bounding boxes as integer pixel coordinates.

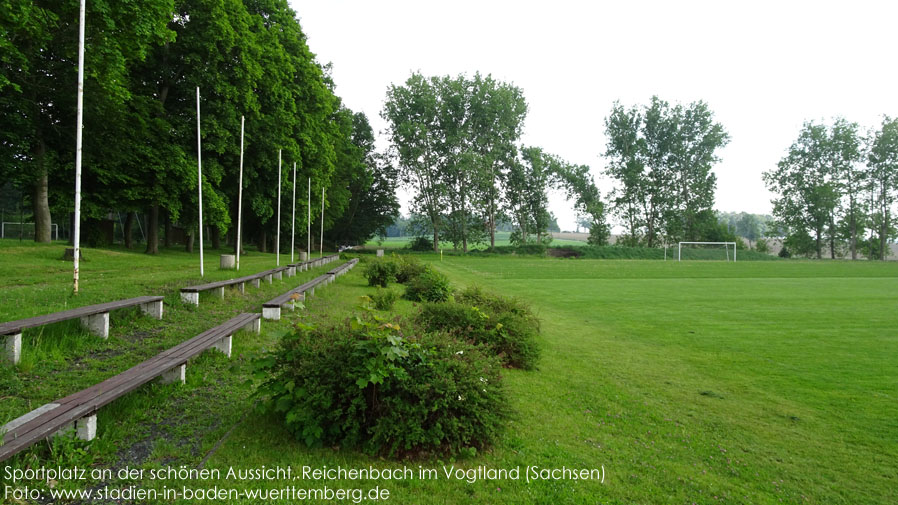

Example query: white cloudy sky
[289,0,897,231]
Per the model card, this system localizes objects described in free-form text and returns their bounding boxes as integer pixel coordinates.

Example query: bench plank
[0,296,164,336]
[0,313,259,462]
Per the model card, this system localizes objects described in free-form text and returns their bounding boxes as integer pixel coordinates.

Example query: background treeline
[0,0,398,252]
[382,72,609,252]
[764,117,898,260]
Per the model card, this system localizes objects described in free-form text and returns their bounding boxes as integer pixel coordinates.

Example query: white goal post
[1,222,59,240]
[678,241,737,262]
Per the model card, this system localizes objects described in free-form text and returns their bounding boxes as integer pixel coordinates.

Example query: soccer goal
[678,241,737,261]
[1,222,59,240]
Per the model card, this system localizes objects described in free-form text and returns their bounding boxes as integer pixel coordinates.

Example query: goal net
[1,222,59,240]
[678,241,737,261]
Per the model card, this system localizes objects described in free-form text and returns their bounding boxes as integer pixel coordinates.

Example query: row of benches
[0,255,339,365]
[179,255,339,306]
[0,256,358,462]
[261,258,359,320]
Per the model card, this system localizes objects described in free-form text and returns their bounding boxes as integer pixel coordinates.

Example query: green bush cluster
[254,317,506,457]
[416,287,541,370]
[363,257,399,287]
[404,267,451,303]
[394,255,427,284]
[370,287,400,311]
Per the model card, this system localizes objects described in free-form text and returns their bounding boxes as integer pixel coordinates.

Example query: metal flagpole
[291,162,296,263]
[320,187,324,258]
[73,0,86,293]
[196,87,204,277]
[276,149,281,266]
[236,116,244,271]
[307,177,310,258]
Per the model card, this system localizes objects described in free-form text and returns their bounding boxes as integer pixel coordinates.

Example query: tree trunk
[815,230,822,259]
[211,226,221,249]
[257,229,267,253]
[432,227,439,252]
[881,208,889,261]
[124,212,135,249]
[32,141,52,243]
[850,212,857,260]
[164,211,172,248]
[145,205,159,254]
[186,230,194,253]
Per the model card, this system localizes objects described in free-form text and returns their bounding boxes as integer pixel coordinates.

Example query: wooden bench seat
[0,313,260,462]
[1,296,164,365]
[261,275,330,320]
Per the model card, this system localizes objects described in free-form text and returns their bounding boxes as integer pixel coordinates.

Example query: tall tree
[828,118,865,260]
[867,116,898,260]
[604,97,728,246]
[764,122,839,258]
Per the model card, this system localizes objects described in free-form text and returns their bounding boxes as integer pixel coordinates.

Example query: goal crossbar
[678,241,736,262]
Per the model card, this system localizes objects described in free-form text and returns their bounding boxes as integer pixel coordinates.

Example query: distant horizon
[291,0,898,231]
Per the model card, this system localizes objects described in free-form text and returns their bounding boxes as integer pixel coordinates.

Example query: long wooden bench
[262,259,359,320]
[1,296,164,365]
[180,255,340,306]
[180,267,289,306]
[0,313,260,462]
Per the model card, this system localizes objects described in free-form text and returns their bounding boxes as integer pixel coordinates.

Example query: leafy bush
[779,246,791,258]
[416,293,541,370]
[755,238,770,254]
[408,236,433,251]
[394,254,426,284]
[371,287,400,311]
[254,317,506,457]
[363,257,399,287]
[455,286,539,329]
[404,266,451,302]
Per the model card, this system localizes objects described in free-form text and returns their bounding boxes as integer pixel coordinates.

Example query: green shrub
[394,254,427,284]
[254,317,506,457]
[404,266,451,302]
[363,257,399,287]
[371,287,400,311]
[455,286,539,329]
[416,297,541,370]
[407,236,433,251]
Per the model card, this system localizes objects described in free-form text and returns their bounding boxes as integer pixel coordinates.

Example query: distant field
[366,231,588,249]
[2,242,896,504]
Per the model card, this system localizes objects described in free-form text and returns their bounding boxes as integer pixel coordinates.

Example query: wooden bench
[0,313,260,462]
[262,259,358,320]
[1,296,164,365]
[261,276,328,320]
[179,267,289,306]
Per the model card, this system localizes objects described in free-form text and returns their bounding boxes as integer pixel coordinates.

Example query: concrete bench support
[263,306,281,321]
[212,335,232,358]
[273,271,282,281]
[80,312,109,339]
[286,266,295,277]
[139,300,164,320]
[160,364,186,384]
[216,287,225,299]
[181,292,199,306]
[265,274,273,284]
[3,332,21,364]
[238,282,245,293]
[55,413,97,441]
[244,318,261,334]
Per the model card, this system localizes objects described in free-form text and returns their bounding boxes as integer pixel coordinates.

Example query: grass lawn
[1,241,896,504]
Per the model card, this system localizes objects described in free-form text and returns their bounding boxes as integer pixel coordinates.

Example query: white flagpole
[320,187,324,258]
[73,0,86,294]
[236,116,244,271]
[291,161,296,263]
[276,149,281,266]
[196,87,204,277]
[307,177,310,258]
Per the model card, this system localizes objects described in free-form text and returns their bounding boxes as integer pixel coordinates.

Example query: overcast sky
[289,0,898,231]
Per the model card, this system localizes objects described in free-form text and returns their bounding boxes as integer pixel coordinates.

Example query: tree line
[1,0,398,253]
[764,117,898,259]
[382,72,614,252]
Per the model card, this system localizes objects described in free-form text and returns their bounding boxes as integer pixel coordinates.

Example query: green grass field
[1,240,896,504]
